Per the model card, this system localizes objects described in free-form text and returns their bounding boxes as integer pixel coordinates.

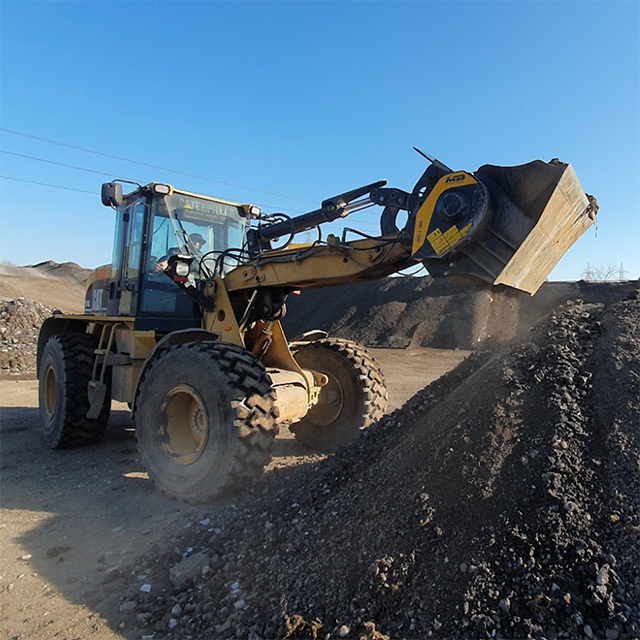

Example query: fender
[36,316,90,376]
[131,328,220,418]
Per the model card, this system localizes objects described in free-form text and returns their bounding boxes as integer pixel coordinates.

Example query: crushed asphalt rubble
[120,292,639,640]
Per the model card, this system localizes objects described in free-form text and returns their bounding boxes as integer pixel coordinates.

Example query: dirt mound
[0,297,55,375]
[283,277,639,350]
[0,260,88,313]
[28,260,92,283]
[128,292,639,640]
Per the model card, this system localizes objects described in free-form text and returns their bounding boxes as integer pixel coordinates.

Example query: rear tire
[38,334,111,448]
[135,342,278,502]
[290,338,387,452]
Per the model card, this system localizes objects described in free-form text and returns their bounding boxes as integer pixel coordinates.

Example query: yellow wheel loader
[37,153,597,501]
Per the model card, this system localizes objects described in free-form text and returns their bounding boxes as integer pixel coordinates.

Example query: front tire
[290,338,387,452]
[38,333,110,448]
[135,342,278,502]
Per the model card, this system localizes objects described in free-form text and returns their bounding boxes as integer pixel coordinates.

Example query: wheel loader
[37,153,598,501]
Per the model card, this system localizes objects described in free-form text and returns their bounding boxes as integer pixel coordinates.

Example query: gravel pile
[0,297,54,374]
[283,277,639,350]
[127,292,639,640]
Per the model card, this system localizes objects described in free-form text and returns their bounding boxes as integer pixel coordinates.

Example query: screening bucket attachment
[417,160,598,295]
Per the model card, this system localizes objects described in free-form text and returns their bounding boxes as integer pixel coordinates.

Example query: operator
[155,232,206,272]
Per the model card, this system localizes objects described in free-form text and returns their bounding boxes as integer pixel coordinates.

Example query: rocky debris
[119,600,138,613]
[0,297,54,375]
[127,294,640,639]
[169,552,211,588]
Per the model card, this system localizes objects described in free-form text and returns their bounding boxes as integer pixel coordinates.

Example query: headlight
[175,261,190,277]
[153,183,171,195]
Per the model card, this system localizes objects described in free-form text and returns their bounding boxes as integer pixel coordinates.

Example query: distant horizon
[3,257,637,287]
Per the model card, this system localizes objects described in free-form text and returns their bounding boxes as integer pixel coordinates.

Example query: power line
[0,129,388,228]
[1,142,384,231]
[0,149,305,213]
[0,175,96,194]
[1,148,382,227]
[1,149,122,178]
[0,171,381,228]
[0,127,317,205]
[0,145,384,226]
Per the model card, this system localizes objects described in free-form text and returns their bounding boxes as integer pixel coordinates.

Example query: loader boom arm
[224,234,415,293]
[223,158,597,297]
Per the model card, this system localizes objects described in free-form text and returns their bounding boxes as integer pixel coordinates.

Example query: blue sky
[1,1,638,282]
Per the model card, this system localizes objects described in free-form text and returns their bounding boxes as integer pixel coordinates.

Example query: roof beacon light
[153,183,171,195]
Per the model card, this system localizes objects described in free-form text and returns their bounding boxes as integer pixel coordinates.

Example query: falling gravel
[128,290,639,640]
[283,277,638,350]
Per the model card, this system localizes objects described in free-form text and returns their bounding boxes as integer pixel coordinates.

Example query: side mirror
[101,182,123,208]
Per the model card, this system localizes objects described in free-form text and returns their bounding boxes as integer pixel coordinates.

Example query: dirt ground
[0,347,469,640]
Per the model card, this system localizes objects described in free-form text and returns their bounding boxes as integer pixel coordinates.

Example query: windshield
[149,192,247,278]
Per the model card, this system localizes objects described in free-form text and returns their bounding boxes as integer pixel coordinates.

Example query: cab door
[106,198,147,316]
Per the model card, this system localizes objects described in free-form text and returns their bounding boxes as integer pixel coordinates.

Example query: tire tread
[290,337,388,451]
[136,342,278,501]
[39,333,110,448]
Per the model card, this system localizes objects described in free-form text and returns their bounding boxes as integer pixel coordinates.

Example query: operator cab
[88,182,258,331]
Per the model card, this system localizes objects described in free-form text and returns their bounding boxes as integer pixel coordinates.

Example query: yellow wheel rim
[160,385,209,465]
[43,364,58,419]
